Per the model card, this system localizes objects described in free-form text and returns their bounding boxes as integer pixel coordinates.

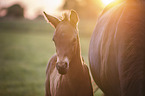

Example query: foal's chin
[57,69,68,75]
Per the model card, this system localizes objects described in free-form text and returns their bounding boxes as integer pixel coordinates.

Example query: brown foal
[43,10,93,96]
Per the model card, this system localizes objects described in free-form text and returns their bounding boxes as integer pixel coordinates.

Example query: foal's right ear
[43,11,60,28]
[70,10,79,27]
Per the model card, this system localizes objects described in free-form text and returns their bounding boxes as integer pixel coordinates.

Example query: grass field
[0,19,103,96]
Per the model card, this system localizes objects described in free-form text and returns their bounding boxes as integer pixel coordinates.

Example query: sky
[0,0,64,19]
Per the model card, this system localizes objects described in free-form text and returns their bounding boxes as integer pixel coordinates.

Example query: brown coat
[89,1,145,96]
[45,54,93,96]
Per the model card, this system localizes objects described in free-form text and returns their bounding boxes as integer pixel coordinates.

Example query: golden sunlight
[101,0,115,6]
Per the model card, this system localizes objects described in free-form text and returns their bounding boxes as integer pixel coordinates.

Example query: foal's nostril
[63,62,67,69]
[56,62,60,69]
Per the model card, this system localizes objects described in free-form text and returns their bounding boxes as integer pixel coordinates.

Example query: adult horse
[89,0,145,96]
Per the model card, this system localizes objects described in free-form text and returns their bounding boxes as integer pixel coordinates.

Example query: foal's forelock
[62,13,69,21]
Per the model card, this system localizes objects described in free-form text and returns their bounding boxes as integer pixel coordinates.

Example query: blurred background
[0,0,116,96]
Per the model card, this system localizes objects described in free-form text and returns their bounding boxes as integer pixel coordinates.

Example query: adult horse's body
[44,10,93,96]
[89,0,145,96]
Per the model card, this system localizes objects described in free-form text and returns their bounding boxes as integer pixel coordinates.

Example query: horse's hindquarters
[89,3,125,95]
[89,1,145,96]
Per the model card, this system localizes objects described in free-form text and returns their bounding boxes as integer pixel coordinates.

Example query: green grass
[0,19,103,96]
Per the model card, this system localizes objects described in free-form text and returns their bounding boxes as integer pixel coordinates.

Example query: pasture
[0,19,103,96]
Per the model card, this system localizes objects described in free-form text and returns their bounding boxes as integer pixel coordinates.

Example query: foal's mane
[62,13,69,21]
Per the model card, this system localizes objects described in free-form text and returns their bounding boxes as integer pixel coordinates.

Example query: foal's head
[43,10,79,75]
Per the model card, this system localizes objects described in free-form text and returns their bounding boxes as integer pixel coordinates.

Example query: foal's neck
[68,41,84,76]
[72,40,82,63]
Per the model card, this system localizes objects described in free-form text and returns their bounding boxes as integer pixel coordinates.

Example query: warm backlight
[101,0,115,6]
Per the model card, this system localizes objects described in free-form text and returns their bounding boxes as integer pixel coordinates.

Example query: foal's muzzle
[56,62,68,75]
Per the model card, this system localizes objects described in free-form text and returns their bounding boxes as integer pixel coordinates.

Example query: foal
[43,10,93,96]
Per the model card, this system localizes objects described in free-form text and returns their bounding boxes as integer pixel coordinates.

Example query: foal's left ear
[70,10,79,27]
[43,11,60,28]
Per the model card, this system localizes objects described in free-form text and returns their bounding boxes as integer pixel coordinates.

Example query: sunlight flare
[101,0,115,6]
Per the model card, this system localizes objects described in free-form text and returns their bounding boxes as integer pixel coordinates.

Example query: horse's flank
[89,1,145,96]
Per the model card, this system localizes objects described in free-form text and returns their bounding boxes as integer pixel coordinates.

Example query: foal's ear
[43,11,60,28]
[70,10,79,26]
